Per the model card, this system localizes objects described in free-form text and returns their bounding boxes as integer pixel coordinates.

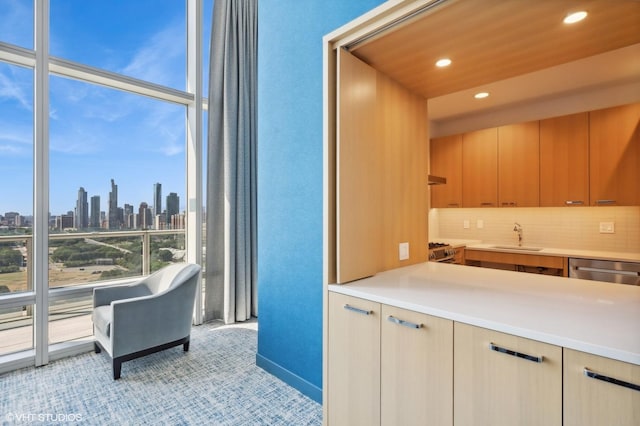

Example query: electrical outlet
[463,220,470,229]
[599,222,615,234]
[399,242,409,260]
[477,219,484,229]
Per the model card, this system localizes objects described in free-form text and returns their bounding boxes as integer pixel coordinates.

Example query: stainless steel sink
[490,245,543,252]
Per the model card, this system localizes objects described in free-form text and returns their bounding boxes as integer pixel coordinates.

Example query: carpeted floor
[0,322,323,425]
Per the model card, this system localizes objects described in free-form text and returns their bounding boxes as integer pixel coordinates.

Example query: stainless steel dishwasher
[569,258,640,285]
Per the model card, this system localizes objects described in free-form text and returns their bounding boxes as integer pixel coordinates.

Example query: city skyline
[0,1,211,218]
[2,178,184,226]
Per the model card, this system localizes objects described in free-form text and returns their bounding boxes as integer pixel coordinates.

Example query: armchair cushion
[92,305,111,337]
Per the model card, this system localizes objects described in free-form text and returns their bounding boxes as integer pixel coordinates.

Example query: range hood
[428,175,447,185]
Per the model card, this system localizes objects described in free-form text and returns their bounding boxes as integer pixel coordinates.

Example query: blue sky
[0,0,212,217]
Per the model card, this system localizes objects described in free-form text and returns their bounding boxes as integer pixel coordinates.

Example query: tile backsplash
[429,206,640,253]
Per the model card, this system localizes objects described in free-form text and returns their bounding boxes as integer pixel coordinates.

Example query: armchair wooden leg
[113,359,122,380]
[183,339,190,352]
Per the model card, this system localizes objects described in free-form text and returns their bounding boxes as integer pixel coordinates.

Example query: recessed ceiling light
[564,11,587,24]
[474,92,489,99]
[435,58,452,68]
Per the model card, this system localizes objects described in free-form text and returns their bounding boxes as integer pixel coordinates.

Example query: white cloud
[121,20,184,88]
[0,71,31,111]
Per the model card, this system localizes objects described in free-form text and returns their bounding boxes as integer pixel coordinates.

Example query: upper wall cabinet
[430,134,462,208]
[540,112,589,207]
[589,103,640,206]
[498,121,540,207]
[462,128,498,207]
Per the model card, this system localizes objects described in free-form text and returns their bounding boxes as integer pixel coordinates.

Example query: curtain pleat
[205,0,258,324]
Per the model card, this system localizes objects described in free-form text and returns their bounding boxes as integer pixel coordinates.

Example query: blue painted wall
[256,0,385,402]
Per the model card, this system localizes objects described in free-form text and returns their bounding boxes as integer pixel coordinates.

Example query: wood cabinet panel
[454,323,562,426]
[564,349,640,426]
[335,50,428,283]
[430,134,462,208]
[540,112,589,206]
[336,49,379,283]
[498,121,540,207]
[462,128,498,207]
[381,305,453,426]
[376,72,428,272]
[327,292,381,426]
[589,102,640,206]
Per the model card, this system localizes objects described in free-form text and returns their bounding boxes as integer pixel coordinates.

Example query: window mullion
[186,0,203,325]
[33,0,50,367]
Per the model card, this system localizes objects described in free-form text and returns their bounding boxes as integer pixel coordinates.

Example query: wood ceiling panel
[352,0,640,99]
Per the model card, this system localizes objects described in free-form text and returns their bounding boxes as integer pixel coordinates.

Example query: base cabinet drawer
[563,349,640,426]
[454,323,562,426]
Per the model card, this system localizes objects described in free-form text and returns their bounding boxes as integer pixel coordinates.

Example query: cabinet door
[498,121,540,207]
[336,49,379,283]
[430,134,463,208]
[454,323,562,426]
[381,305,453,426]
[327,292,381,426]
[564,349,640,426]
[589,102,640,206]
[462,128,498,207]
[539,112,589,206]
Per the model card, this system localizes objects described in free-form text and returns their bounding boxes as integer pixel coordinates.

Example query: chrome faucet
[513,222,523,246]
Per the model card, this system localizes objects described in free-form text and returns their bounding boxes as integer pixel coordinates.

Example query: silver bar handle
[387,315,422,329]
[575,266,640,277]
[596,199,616,205]
[343,304,372,316]
[565,200,584,205]
[584,368,640,392]
[489,342,543,363]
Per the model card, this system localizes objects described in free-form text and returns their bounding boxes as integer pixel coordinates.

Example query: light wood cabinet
[462,128,498,207]
[563,348,640,426]
[334,49,428,284]
[589,102,640,206]
[327,292,381,426]
[498,121,540,207]
[539,112,589,207]
[464,249,568,276]
[430,134,463,208]
[381,305,453,426]
[454,323,563,426]
[336,49,379,283]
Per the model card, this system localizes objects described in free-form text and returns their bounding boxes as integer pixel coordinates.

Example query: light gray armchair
[92,263,201,379]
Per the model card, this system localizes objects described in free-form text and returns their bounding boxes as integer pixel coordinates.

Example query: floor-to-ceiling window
[0,0,208,373]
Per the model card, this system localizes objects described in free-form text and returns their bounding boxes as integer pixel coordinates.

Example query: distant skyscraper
[138,202,152,229]
[75,187,88,229]
[166,192,179,229]
[90,195,101,228]
[108,179,119,229]
[153,183,162,216]
[124,204,134,229]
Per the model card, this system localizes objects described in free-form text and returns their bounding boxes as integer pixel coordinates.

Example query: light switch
[477,219,484,229]
[599,222,615,234]
[399,242,409,260]
[463,220,470,229]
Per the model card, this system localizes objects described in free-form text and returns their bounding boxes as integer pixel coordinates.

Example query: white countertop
[329,262,640,365]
